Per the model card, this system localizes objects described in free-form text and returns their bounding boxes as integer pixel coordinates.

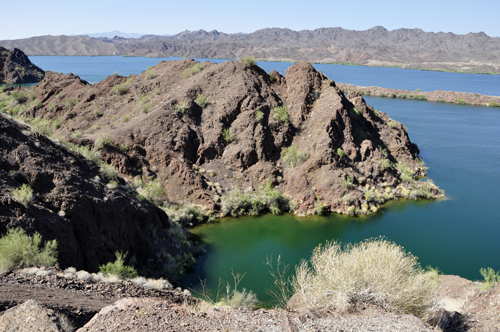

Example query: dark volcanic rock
[0,47,44,84]
[19,59,441,216]
[0,114,193,277]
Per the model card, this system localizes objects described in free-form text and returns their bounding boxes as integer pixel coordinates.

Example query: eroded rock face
[0,47,44,84]
[22,60,440,216]
[0,115,193,277]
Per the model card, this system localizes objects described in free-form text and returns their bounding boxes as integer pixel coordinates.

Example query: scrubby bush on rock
[291,238,437,317]
[0,228,58,273]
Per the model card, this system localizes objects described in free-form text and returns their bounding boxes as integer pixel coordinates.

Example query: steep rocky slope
[14,59,441,217]
[0,113,196,278]
[0,47,44,84]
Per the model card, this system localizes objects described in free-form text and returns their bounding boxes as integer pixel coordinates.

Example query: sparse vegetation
[11,91,27,103]
[0,227,58,273]
[99,251,138,279]
[414,94,427,101]
[141,179,165,204]
[342,175,353,188]
[272,106,290,126]
[145,66,156,80]
[388,120,399,128]
[195,94,208,107]
[47,102,56,111]
[222,128,235,142]
[282,144,307,167]
[111,83,127,95]
[11,184,34,207]
[182,63,204,78]
[395,161,414,182]
[255,110,264,122]
[64,98,77,109]
[337,147,345,159]
[93,109,102,117]
[456,99,467,105]
[30,98,42,109]
[243,55,256,67]
[120,115,130,123]
[95,133,114,149]
[221,181,290,217]
[173,102,188,116]
[99,162,119,180]
[125,77,135,85]
[291,238,437,316]
[479,267,500,290]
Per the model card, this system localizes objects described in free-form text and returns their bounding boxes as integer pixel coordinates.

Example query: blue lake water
[28,56,500,303]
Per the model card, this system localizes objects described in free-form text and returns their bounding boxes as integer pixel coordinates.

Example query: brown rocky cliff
[22,59,441,216]
[0,47,44,84]
[0,114,195,278]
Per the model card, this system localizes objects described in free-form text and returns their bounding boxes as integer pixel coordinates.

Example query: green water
[182,97,500,304]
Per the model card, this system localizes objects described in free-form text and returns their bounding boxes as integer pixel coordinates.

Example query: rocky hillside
[0,47,44,84]
[9,59,441,217]
[0,113,197,278]
[2,27,500,73]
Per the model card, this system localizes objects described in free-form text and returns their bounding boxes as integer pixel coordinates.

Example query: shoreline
[336,82,500,107]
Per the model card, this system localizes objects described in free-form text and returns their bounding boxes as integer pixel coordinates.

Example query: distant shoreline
[336,82,500,107]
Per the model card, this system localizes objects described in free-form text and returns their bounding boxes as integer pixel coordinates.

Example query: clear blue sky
[2,0,499,40]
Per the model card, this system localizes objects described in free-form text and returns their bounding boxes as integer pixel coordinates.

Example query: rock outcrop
[16,59,441,217]
[0,114,195,277]
[0,47,44,84]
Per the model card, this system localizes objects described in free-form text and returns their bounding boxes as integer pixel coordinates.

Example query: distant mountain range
[80,31,147,39]
[1,27,499,73]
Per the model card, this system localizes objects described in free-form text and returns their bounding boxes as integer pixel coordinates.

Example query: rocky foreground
[0,47,44,84]
[0,268,499,331]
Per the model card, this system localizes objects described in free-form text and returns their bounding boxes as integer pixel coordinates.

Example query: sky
[1,0,499,40]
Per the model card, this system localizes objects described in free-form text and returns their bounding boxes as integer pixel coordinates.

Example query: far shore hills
[1,26,500,74]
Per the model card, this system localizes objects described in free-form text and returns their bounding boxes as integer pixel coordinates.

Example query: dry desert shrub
[292,238,437,317]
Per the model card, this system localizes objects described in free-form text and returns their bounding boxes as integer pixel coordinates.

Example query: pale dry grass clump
[292,238,437,317]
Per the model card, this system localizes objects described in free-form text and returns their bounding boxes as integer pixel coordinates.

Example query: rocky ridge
[14,59,442,217]
[0,47,44,84]
[1,27,500,73]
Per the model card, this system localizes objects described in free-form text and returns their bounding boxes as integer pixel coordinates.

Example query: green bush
[64,98,77,109]
[243,55,256,67]
[337,147,345,159]
[456,99,467,105]
[99,251,137,279]
[195,94,208,107]
[120,115,130,123]
[11,184,34,207]
[99,162,119,180]
[57,91,65,99]
[95,133,114,149]
[221,182,290,217]
[0,227,58,272]
[47,102,56,111]
[30,98,42,109]
[255,110,264,122]
[111,83,127,95]
[30,118,54,136]
[291,238,437,316]
[222,128,235,142]
[388,120,399,128]
[489,102,499,107]
[272,106,290,126]
[142,179,165,203]
[380,158,391,169]
[479,267,500,290]
[125,77,135,85]
[173,102,188,116]
[414,94,427,101]
[182,63,204,78]
[282,144,307,167]
[11,91,27,103]
[93,109,102,117]
[395,162,414,182]
[145,66,156,80]
[342,175,353,188]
